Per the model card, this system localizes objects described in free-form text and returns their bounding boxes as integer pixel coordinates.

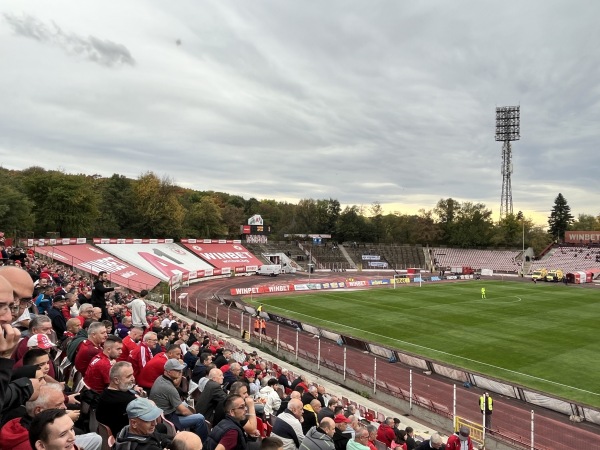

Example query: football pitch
[252,280,600,408]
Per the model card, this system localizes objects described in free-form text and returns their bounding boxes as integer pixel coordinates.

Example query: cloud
[3,13,134,67]
[0,1,600,226]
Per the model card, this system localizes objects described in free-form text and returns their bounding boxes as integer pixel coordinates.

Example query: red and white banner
[180,239,242,244]
[230,284,295,295]
[564,231,600,243]
[34,244,161,292]
[27,238,87,247]
[182,242,262,270]
[93,238,174,244]
[96,243,213,281]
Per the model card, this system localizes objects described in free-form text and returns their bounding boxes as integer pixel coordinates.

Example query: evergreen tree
[548,193,574,241]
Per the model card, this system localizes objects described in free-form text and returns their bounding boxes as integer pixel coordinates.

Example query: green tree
[529,225,554,254]
[221,204,246,237]
[547,193,574,241]
[131,172,185,238]
[336,205,366,242]
[492,213,522,247]
[370,202,385,243]
[415,209,442,245]
[21,169,99,236]
[449,202,494,247]
[0,182,34,235]
[96,174,135,236]
[571,213,600,231]
[185,196,227,238]
[434,198,460,243]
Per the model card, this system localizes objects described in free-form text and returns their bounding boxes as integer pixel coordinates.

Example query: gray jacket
[301,426,335,450]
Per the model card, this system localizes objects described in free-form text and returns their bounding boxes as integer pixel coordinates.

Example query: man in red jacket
[128,331,157,379]
[83,336,123,393]
[74,322,108,375]
[445,426,473,450]
[137,344,182,389]
[376,417,396,447]
[118,327,143,362]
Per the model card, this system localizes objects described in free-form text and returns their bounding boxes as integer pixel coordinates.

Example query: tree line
[0,168,597,254]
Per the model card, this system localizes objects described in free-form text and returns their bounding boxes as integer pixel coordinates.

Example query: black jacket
[91,280,114,308]
[1,358,33,416]
[115,425,172,450]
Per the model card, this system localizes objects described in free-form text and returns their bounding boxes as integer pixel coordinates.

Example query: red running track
[176,274,600,450]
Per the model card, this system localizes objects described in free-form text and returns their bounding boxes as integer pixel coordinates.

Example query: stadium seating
[343,243,426,270]
[431,248,522,273]
[528,246,600,274]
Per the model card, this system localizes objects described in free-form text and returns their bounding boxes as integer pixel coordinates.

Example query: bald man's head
[170,431,202,450]
[0,266,34,302]
[0,276,15,324]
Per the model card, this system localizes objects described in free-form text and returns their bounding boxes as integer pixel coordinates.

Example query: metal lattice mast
[495,106,520,218]
[500,141,513,217]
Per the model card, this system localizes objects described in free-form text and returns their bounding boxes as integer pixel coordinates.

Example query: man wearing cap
[13,336,59,380]
[149,358,208,441]
[48,295,68,339]
[445,426,473,450]
[12,315,54,362]
[271,398,305,450]
[137,344,183,390]
[83,335,123,393]
[115,397,173,450]
[332,415,351,450]
[241,369,259,397]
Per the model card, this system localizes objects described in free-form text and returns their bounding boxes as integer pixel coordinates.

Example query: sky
[1,1,599,226]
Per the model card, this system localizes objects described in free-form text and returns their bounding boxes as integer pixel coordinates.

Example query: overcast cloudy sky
[1,1,599,225]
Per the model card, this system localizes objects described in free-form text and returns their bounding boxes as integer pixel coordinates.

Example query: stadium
[2,233,599,450]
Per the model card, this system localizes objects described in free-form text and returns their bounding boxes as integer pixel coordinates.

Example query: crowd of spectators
[0,242,455,450]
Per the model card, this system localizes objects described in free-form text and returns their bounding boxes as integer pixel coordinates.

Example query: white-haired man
[74,322,108,375]
[129,331,156,379]
[0,382,102,450]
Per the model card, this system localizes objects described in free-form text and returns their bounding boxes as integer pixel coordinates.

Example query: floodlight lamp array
[495,106,520,141]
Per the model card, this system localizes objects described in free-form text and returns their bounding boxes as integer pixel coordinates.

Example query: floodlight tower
[495,106,520,218]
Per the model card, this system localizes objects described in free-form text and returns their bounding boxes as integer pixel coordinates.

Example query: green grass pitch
[251,280,600,407]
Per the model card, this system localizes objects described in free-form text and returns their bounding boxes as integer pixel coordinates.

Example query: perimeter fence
[172,294,600,450]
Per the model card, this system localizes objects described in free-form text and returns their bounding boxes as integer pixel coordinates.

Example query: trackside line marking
[265,304,600,397]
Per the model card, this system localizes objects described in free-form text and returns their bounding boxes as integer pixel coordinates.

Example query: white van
[256,264,281,276]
